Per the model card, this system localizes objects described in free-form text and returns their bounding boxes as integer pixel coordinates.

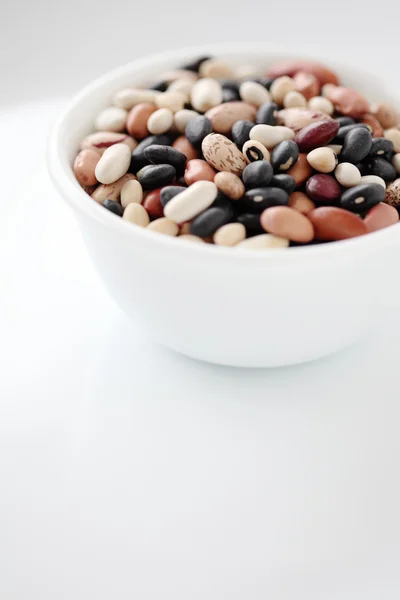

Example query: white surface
[2,20,400,600]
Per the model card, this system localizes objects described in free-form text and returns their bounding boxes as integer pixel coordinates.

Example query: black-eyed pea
[123,203,150,226]
[213,223,246,246]
[147,108,174,134]
[121,179,143,208]
[270,76,295,105]
[283,91,307,108]
[308,96,334,115]
[307,147,338,173]
[242,140,271,163]
[147,218,179,236]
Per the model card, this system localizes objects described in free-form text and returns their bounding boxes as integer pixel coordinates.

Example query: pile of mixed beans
[74,56,400,248]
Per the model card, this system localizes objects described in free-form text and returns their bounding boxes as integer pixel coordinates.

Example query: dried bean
[334,163,361,187]
[202,133,247,175]
[295,120,339,151]
[340,127,372,163]
[102,199,123,216]
[288,192,315,214]
[147,218,179,236]
[365,157,397,182]
[213,222,246,246]
[384,128,400,153]
[242,187,289,212]
[95,107,127,132]
[206,102,256,134]
[239,81,271,106]
[174,109,199,133]
[147,108,174,135]
[123,203,150,226]
[144,145,187,172]
[364,203,399,232]
[237,234,289,249]
[308,207,367,240]
[242,161,273,188]
[385,179,400,206]
[74,149,101,187]
[191,78,223,112]
[242,140,270,163]
[172,136,199,161]
[369,138,394,156]
[121,179,143,207]
[127,103,157,139]
[164,180,218,222]
[137,164,176,189]
[130,134,173,173]
[214,171,245,200]
[256,102,278,125]
[269,174,297,194]
[236,213,263,235]
[95,143,131,184]
[185,115,213,147]
[308,96,334,115]
[184,159,216,185]
[160,185,186,207]
[190,206,233,237]
[306,174,341,203]
[340,183,385,213]
[360,175,386,189]
[307,147,337,173]
[231,120,255,147]
[260,205,314,243]
[271,140,299,171]
[293,71,320,100]
[287,153,313,187]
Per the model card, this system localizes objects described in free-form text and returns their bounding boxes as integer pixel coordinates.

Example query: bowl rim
[47,42,400,264]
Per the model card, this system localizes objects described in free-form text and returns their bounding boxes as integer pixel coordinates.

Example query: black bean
[160,185,186,207]
[340,183,386,213]
[137,164,176,190]
[354,162,368,176]
[130,134,173,173]
[144,145,187,172]
[212,191,235,212]
[369,138,394,156]
[386,150,395,162]
[231,120,254,148]
[236,213,263,235]
[340,128,373,163]
[190,207,232,237]
[242,161,273,188]
[256,102,278,125]
[102,199,123,216]
[336,123,371,141]
[271,140,299,172]
[269,174,296,194]
[335,116,355,127]
[182,56,212,72]
[219,79,240,93]
[222,88,240,103]
[364,156,397,182]
[185,116,213,147]
[242,187,289,212]
[148,80,168,92]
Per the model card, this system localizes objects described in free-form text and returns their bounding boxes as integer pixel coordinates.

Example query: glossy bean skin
[231,120,255,148]
[364,157,397,183]
[340,128,372,163]
[185,115,213,147]
[368,138,394,157]
[184,159,216,185]
[308,206,368,240]
[242,187,289,212]
[137,164,176,189]
[160,185,186,207]
[260,205,314,243]
[130,134,174,173]
[295,120,339,152]
[172,136,200,161]
[102,199,123,216]
[364,202,399,232]
[143,188,165,218]
[305,174,341,203]
[269,174,296,194]
[271,140,299,171]
[214,171,245,200]
[256,102,278,125]
[190,206,233,237]
[340,183,386,213]
[288,192,315,214]
[286,153,313,187]
[143,145,187,172]
[335,123,370,140]
[242,161,273,188]
[127,103,157,139]
[236,213,264,235]
[73,149,101,186]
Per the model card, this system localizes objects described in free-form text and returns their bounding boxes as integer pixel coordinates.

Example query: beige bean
[214,171,245,200]
[307,147,338,173]
[147,108,174,134]
[168,78,193,101]
[277,107,333,131]
[250,124,291,150]
[191,78,223,113]
[260,206,314,243]
[91,173,135,203]
[288,192,315,214]
[199,58,235,79]
[162,69,198,82]
[242,140,271,163]
[164,181,218,222]
[123,203,150,226]
[321,83,337,98]
[155,92,186,113]
[360,175,386,189]
[95,143,131,184]
[327,144,342,155]
[95,106,127,132]
[270,76,295,105]
[393,153,400,174]
[205,102,256,134]
[147,218,179,236]
[120,179,143,208]
[384,128,400,153]
[80,131,137,154]
[179,234,205,243]
[113,88,159,110]
[370,103,400,129]
[236,64,264,80]
[237,234,289,249]
[239,81,271,107]
[174,109,199,133]
[283,91,307,108]
[126,103,156,139]
[308,96,334,115]
[73,149,101,187]
[334,163,361,187]
[213,223,246,246]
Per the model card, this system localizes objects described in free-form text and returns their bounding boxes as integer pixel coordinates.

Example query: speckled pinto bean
[74,55,400,247]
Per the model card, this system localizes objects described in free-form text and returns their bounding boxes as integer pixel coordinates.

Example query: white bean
[168,79,193,101]
[95,143,131,184]
[239,81,271,107]
[334,163,361,187]
[155,92,186,113]
[120,179,143,208]
[164,181,218,222]
[393,153,400,174]
[250,124,291,149]
[308,96,334,115]
[122,203,150,227]
[147,108,174,134]
[199,58,235,79]
[147,218,179,236]
[213,223,246,246]
[113,88,159,110]
[174,109,199,133]
[307,147,338,173]
[236,234,289,249]
[190,78,223,113]
[384,128,400,152]
[270,76,295,105]
[95,107,128,132]
[283,91,307,108]
[360,175,386,189]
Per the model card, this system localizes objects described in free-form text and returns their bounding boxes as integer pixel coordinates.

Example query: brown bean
[143,188,165,218]
[126,102,157,139]
[325,86,369,118]
[308,207,367,240]
[214,171,245,200]
[360,113,384,138]
[277,108,333,132]
[91,173,136,203]
[288,192,316,214]
[73,149,101,187]
[370,103,400,129]
[364,203,399,232]
[267,60,339,86]
[205,102,257,134]
[295,120,339,151]
[260,205,314,242]
[172,136,199,161]
[286,153,313,187]
[305,174,341,203]
[80,131,137,154]
[293,71,320,100]
[184,159,216,185]
[385,178,400,206]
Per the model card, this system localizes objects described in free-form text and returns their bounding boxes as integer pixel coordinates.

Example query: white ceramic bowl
[48,43,400,367]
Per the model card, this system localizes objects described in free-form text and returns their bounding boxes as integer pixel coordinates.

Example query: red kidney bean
[364,202,399,232]
[143,187,165,218]
[295,120,339,151]
[305,174,342,203]
[260,205,314,242]
[172,136,199,161]
[184,159,216,185]
[266,60,339,86]
[308,207,368,240]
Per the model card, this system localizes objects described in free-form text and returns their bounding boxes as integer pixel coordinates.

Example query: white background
[1,2,400,598]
